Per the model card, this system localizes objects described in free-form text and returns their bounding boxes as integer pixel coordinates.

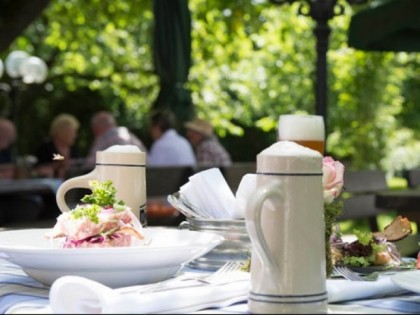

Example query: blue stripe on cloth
[0,274,46,288]
[0,295,48,314]
[345,294,420,314]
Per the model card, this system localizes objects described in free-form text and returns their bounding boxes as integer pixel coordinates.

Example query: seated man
[185,118,232,167]
[148,110,196,166]
[84,111,147,169]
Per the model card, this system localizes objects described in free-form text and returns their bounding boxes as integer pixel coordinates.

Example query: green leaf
[71,204,101,224]
[353,229,373,246]
[80,180,123,207]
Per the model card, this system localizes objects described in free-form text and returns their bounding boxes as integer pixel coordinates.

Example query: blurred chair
[0,193,44,227]
[146,166,195,226]
[223,162,256,193]
[337,170,390,231]
[398,168,420,231]
[146,166,194,198]
[403,168,420,189]
[334,169,419,257]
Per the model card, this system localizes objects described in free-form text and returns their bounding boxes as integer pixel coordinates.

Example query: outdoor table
[0,178,63,226]
[1,255,420,314]
[375,189,420,211]
[375,188,420,229]
[0,225,419,314]
[0,178,62,195]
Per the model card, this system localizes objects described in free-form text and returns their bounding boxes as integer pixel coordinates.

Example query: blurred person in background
[148,110,196,166]
[185,118,232,167]
[0,117,44,224]
[0,117,17,179]
[84,110,147,168]
[33,113,82,179]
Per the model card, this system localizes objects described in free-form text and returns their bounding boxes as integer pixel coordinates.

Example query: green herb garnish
[113,200,126,212]
[353,229,373,246]
[71,204,101,224]
[81,180,125,207]
[71,180,126,223]
[342,255,370,267]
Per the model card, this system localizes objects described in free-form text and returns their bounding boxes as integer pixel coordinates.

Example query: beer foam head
[261,140,322,157]
[104,145,142,153]
[278,114,325,141]
[257,141,322,173]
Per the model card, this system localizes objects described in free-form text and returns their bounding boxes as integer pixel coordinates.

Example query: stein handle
[246,183,282,277]
[56,170,97,213]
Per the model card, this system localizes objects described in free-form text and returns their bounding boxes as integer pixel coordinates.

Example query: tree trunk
[0,0,51,51]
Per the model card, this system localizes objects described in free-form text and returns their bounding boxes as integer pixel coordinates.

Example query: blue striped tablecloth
[2,259,420,314]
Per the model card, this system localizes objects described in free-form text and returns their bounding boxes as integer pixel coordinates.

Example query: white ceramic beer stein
[245,141,327,314]
[56,145,147,225]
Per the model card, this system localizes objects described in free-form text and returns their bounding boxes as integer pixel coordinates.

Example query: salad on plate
[331,216,415,271]
[46,180,146,248]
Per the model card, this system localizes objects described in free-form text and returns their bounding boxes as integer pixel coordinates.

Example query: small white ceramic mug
[56,145,147,226]
[245,141,327,314]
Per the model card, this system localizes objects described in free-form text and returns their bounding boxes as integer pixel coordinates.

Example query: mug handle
[56,170,96,213]
[246,182,283,276]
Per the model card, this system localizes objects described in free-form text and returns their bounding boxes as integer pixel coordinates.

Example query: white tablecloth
[1,258,420,314]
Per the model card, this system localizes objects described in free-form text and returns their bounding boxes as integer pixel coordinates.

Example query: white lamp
[3,50,48,84]
[5,50,30,78]
[20,57,48,84]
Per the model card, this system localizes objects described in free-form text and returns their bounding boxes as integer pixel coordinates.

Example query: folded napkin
[327,275,409,303]
[179,182,208,216]
[49,273,249,314]
[180,168,236,219]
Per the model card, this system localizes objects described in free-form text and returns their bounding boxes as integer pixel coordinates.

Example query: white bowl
[0,227,224,288]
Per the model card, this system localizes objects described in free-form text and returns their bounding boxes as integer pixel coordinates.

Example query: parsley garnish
[81,180,124,207]
[71,180,126,223]
[71,204,101,224]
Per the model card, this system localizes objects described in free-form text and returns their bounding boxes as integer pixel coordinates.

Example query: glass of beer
[278,114,325,155]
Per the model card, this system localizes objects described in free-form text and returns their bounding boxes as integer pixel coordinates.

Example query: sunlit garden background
[1,0,420,233]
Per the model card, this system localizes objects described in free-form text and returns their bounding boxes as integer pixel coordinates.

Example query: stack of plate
[179,216,251,271]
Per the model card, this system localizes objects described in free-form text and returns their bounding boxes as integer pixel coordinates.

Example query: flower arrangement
[322,156,345,277]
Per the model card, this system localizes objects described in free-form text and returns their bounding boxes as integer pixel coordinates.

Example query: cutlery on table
[117,261,248,295]
[333,266,367,281]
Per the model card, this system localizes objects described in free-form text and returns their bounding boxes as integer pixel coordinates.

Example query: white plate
[0,227,224,288]
[391,269,420,294]
[347,257,417,274]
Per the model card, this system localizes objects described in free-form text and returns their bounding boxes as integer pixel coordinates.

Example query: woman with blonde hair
[33,113,81,178]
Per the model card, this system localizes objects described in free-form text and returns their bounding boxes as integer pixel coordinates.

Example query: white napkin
[179,182,207,215]
[327,275,409,303]
[233,174,256,219]
[49,273,249,314]
[180,168,236,219]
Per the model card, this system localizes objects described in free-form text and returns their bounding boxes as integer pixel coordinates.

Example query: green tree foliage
[1,0,157,155]
[1,0,419,173]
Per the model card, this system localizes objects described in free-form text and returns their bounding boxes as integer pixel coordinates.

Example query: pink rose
[322,156,345,204]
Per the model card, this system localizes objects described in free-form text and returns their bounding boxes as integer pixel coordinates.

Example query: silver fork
[333,265,366,281]
[117,261,246,294]
[198,261,245,284]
